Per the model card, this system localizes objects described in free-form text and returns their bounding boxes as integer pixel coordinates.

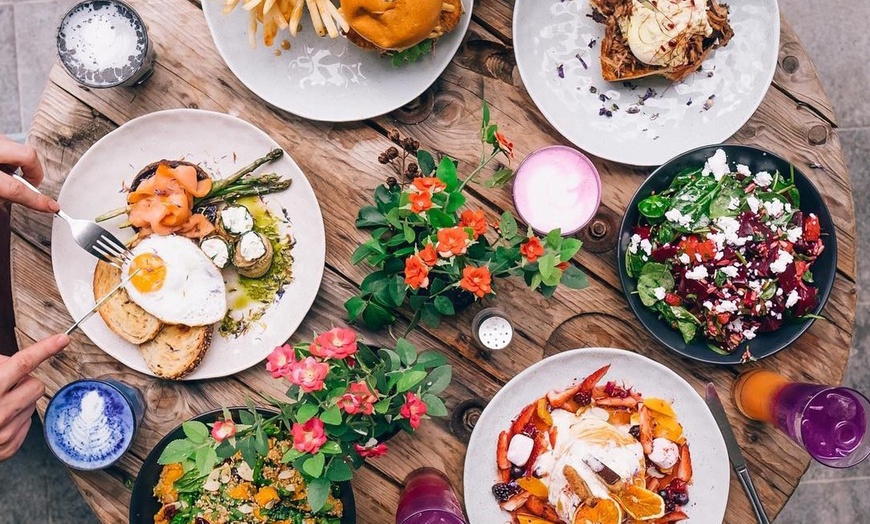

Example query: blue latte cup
[44,379,145,470]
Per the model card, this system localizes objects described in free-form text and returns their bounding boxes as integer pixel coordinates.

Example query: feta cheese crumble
[763,198,785,217]
[736,164,752,177]
[640,238,653,256]
[720,266,739,278]
[714,301,738,314]
[785,289,800,308]
[728,197,740,210]
[754,171,773,187]
[746,195,760,213]
[628,233,641,254]
[665,208,693,227]
[653,287,667,301]
[678,253,691,265]
[685,265,709,280]
[702,149,729,181]
[770,250,794,274]
[786,227,803,243]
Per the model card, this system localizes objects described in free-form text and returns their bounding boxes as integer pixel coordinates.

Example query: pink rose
[310,327,358,360]
[291,418,327,454]
[266,344,296,378]
[288,356,329,393]
[354,441,388,458]
[211,419,236,442]
[337,381,378,415]
[400,392,428,430]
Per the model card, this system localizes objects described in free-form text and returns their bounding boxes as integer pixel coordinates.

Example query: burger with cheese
[340,0,463,63]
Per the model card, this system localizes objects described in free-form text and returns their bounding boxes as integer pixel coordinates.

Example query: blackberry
[673,491,690,506]
[491,482,520,502]
[628,425,641,439]
[664,499,676,513]
[510,465,524,479]
[574,391,592,406]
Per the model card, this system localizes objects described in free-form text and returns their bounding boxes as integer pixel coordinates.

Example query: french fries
[223,0,347,47]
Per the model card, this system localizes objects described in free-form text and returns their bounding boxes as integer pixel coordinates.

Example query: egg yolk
[129,253,167,293]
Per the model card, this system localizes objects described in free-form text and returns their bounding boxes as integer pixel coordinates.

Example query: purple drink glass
[396,468,467,524]
[772,383,870,468]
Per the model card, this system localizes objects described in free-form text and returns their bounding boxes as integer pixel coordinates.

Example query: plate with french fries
[202,0,473,122]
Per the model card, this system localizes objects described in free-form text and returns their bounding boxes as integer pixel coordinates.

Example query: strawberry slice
[676,443,693,482]
[659,510,689,522]
[804,214,821,242]
[499,491,531,511]
[579,364,611,392]
[510,403,537,437]
[524,432,548,476]
[639,405,654,455]
[497,430,510,471]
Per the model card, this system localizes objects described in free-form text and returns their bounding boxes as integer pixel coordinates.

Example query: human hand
[0,135,60,213]
[0,334,69,461]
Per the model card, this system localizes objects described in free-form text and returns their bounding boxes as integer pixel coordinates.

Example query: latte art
[63,391,116,459]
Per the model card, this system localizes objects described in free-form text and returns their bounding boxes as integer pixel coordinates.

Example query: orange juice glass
[733,369,790,423]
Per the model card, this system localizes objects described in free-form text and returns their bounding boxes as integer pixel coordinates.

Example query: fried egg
[623,0,712,67]
[122,235,227,326]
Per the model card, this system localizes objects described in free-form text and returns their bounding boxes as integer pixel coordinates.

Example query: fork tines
[93,235,133,267]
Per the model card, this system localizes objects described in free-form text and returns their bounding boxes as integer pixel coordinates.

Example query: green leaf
[561,265,588,289]
[361,300,396,329]
[390,39,433,67]
[542,267,562,287]
[378,348,401,370]
[320,441,342,455]
[538,253,557,279]
[158,439,196,465]
[416,350,447,368]
[321,405,342,426]
[345,296,367,322]
[499,212,518,239]
[182,421,209,444]
[560,238,583,262]
[388,276,408,308]
[484,124,497,144]
[529,272,543,291]
[545,229,563,249]
[445,192,466,213]
[296,403,319,423]
[637,195,671,219]
[374,398,392,414]
[482,99,491,129]
[327,459,354,482]
[255,426,269,455]
[485,167,515,188]
[350,243,372,265]
[422,393,448,417]
[395,338,417,366]
[433,295,455,316]
[303,453,326,478]
[396,370,428,393]
[417,150,436,175]
[436,157,459,191]
[282,448,306,463]
[421,303,441,328]
[637,262,675,306]
[427,209,455,227]
[422,365,452,395]
[238,437,257,469]
[356,206,388,227]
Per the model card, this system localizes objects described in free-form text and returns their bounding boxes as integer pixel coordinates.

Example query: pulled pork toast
[94,261,162,344]
[590,0,733,82]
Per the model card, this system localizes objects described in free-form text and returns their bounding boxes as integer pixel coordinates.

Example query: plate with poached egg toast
[512,0,779,166]
[52,109,325,380]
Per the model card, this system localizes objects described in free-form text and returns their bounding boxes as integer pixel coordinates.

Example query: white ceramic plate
[52,109,326,380]
[201,0,473,122]
[513,0,780,166]
[464,347,729,523]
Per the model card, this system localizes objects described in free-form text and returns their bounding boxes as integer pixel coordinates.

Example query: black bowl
[617,144,838,364]
[129,408,356,523]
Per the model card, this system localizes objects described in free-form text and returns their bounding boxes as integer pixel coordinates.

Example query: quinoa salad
[154,438,343,524]
[625,149,826,357]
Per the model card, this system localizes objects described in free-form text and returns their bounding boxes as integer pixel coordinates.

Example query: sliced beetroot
[778,262,799,292]
[633,225,652,240]
[652,244,679,262]
[758,315,785,332]
[794,284,818,317]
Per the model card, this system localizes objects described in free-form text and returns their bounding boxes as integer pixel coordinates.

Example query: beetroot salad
[625,149,825,356]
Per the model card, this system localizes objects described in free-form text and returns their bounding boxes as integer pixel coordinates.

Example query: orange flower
[436,227,471,258]
[556,261,569,271]
[520,237,545,262]
[495,131,514,159]
[419,243,437,266]
[404,255,430,290]
[408,191,433,213]
[460,210,487,239]
[460,265,492,298]
[412,177,446,194]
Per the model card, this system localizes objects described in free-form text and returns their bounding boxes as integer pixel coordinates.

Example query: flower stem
[458,151,500,192]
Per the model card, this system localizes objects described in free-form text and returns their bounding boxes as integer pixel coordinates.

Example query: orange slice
[516,476,549,499]
[642,398,676,418]
[573,498,622,524]
[614,484,665,520]
[517,514,558,524]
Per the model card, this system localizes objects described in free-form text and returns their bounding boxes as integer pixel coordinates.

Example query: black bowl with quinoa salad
[130,408,355,524]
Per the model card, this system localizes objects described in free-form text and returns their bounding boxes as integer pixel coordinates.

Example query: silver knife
[705,383,771,524]
[65,268,140,335]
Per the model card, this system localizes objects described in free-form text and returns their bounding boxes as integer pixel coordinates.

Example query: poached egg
[621,0,713,67]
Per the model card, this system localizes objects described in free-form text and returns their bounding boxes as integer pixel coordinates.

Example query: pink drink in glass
[396,468,467,524]
[512,146,601,236]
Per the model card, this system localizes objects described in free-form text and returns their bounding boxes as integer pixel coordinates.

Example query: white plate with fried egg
[52,109,326,380]
[513,0,780,166]
[464,347,729,523]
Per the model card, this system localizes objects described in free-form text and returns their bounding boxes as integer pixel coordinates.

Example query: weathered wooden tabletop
[11,1,857,522]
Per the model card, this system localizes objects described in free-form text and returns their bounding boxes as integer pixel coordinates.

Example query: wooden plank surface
[11,1,857,523]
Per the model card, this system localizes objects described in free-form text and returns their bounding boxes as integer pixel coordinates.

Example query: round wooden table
[11,1,857,522]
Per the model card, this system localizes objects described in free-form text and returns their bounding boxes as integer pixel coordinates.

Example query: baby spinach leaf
[638,195,670,219]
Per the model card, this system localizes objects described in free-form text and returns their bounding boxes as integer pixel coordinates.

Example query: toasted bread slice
[93,261,162,344]
[590,0,733,83]
[140,324,213,380]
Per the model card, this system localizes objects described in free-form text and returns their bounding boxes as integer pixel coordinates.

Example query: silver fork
[12,170,133,267]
